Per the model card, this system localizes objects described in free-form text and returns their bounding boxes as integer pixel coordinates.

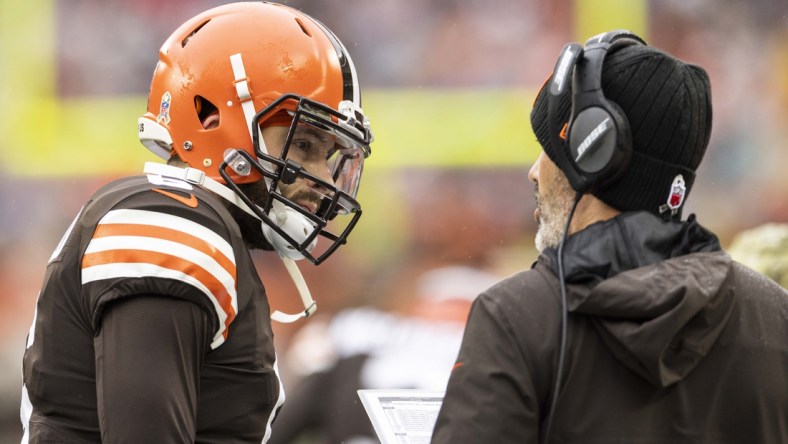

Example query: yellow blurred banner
[0,90,540,177]
[366,89,539,169]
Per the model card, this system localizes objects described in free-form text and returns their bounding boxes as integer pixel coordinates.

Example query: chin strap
[143,162,317,323]
[271,254,317,323]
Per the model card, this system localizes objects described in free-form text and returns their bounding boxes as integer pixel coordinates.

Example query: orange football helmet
[138,2,373,264]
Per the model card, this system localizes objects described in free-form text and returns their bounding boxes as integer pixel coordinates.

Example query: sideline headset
[547,30,647,193]
[541,30,647,444]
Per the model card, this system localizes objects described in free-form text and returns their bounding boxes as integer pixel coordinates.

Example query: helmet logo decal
[660,174,686,216]
[156,91,172,125]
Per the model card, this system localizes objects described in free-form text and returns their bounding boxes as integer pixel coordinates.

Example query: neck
[568,193,621,235]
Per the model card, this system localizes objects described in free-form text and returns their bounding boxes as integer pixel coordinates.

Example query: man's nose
[528,153,542,183]
[306,160,335,189]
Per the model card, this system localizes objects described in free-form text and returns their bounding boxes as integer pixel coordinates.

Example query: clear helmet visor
[271,117,365,216]
[239,95,372,264]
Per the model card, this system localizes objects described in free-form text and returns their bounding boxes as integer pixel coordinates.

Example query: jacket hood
[542,212,734,387]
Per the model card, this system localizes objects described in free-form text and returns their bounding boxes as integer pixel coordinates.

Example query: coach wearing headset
[432,30,788,444]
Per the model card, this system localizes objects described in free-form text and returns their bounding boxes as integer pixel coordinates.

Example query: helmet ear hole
[195,96,219,129]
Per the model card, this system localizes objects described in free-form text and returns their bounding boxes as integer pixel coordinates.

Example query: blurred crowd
[1,0,786,442]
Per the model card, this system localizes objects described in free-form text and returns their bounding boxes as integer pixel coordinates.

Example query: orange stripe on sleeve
[82,249,236,333]
[92,223,236,280]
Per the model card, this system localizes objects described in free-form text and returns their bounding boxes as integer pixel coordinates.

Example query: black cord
[541,191,582,444]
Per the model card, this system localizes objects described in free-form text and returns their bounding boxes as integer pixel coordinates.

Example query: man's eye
[293,140,311,152]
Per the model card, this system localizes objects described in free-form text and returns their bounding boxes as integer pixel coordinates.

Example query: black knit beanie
[530,42,713,218]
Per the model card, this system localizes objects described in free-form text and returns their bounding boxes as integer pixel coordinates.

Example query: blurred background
[0,0,786,442]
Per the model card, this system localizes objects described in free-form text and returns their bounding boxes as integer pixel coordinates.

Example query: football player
[21,2,372,442]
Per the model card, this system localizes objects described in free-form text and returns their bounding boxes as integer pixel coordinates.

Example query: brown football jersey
[22,173,283,442]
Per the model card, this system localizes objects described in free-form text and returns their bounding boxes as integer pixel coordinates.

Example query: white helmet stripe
[229,53,270,156]
[229,53,278,201]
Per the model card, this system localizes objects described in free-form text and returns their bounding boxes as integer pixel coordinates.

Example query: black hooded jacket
[433,212,788,444]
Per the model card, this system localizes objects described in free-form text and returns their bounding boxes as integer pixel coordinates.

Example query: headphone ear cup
[567,100,632,188]
[568,107,619,175]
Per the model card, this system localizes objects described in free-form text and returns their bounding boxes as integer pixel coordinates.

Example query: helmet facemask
[220,94,373,265]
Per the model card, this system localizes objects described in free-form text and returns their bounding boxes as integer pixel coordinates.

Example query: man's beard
[534,172,576,252]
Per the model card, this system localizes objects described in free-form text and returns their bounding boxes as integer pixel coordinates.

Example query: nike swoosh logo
[152,188,198,208]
